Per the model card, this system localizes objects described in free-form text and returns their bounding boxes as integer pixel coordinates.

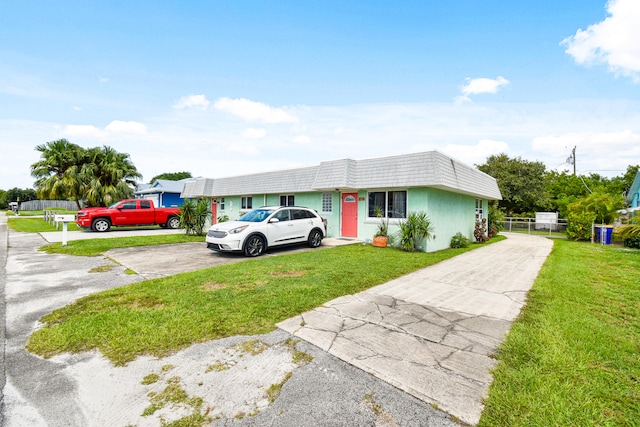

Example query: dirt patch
[203,282,225,291]
[270,270,306,278]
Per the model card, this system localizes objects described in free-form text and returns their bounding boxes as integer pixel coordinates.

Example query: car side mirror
[269,218,280,223]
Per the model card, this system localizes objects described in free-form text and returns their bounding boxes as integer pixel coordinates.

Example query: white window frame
[241,196,253,210]
[476,199,484,221]
[367,190,407,219]
[280,194,295,206]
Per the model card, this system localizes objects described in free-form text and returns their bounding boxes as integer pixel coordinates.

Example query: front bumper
[76,217,92,228]
[205,237,243,252]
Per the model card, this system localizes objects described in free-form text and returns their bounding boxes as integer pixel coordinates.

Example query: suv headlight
[229,225,249,234]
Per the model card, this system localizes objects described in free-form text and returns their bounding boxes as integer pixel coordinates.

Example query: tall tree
[477,154,548,216]
[30,139,85,209]
[544,171,592,218]
[150,171,192,183]
[81,146,142,207]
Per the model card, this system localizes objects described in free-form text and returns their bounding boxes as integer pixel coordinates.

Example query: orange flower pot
[373,236,388,248]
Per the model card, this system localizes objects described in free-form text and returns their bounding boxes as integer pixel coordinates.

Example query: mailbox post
[54,214,76,246]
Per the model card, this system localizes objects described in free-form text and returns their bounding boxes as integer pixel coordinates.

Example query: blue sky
[2,0,639,189]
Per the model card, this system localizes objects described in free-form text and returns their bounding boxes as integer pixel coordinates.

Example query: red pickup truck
[76,199,181,232]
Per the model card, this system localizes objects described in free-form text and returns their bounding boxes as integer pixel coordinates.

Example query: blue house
[627,171,640,209]
[135,179,192,208]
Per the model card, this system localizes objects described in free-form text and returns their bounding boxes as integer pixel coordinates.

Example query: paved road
[0,217,461,427]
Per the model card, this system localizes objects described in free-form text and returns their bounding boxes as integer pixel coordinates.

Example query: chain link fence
[498,217,568,238]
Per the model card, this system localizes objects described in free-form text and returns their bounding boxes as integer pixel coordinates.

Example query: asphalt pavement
[0,215,553,426]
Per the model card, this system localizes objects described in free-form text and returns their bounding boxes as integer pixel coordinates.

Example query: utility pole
[567,146,576,175]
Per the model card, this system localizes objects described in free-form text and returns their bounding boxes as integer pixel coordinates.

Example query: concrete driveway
[1,215,553,426]
[2,219,459,426]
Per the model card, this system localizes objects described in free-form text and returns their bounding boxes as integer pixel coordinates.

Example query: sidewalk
[279,233,553,425]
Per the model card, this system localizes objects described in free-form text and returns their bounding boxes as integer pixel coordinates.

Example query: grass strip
[40,234,206,256]
[26,239,503,366]
[8,217,83,232]
[479,240,640,426]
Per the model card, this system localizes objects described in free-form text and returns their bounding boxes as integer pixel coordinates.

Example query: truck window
[140,200,152,209]
[122,201,137,210]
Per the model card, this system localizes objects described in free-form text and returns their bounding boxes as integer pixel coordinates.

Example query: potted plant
[373,206,389,247]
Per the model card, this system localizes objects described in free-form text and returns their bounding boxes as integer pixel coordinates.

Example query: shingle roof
[180,151,502,200]
[212,166,320,195]
[136,178,193,195]
[181,177,215,198]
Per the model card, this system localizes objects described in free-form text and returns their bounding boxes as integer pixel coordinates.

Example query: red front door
[211,199,217,224]
[341,193,358,238]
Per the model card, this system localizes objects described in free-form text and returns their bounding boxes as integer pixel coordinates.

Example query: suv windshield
[238,208,275,223]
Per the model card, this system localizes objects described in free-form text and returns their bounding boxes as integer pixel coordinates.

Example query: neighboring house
[181,151,502,252]
[627,171,640,210]
[135,178,193,207]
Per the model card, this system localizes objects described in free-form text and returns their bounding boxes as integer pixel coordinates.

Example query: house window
[241,196,253,210]
[280,195,295,206]
[322,192,332,212]
[476,199,484,220]
[368,191,407,218]
[220,198,225,210]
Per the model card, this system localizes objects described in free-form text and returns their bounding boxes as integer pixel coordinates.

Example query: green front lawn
[26,242,490,366]
[480,240,640,426]
[41,234,206,256]
[8,217,83,232]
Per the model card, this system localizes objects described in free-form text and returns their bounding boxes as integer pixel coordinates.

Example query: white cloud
[213,97,298,123]
[532,130,640,173]
[173,94,210,110]
[455,76,510,103]
[292,135,311,144]
[5,99,640,189]
[242,128,267,139]
[105,120,147,134]
[442,139,511,166]
[99,76,110,83]
[62,124,104,139]
[62,120,147,140]
[562,0,640,82]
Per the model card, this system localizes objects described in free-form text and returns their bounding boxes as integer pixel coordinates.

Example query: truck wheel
[166,216,180,229]
[92,218,111,232]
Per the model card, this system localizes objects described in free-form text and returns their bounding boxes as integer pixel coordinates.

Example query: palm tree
[614,222,640,239]
[81,146,142,207]
[30,139,85,209]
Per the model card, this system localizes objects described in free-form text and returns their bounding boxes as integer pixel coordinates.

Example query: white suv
[206,206,325,257]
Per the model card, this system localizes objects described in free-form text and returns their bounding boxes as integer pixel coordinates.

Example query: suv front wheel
[308,229,323,248]
[244,235,265,257]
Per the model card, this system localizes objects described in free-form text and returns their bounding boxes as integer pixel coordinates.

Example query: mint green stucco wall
[354,188,478,252]
[213,192,342,237]
[210,188,483,253]
[420,188,477,252]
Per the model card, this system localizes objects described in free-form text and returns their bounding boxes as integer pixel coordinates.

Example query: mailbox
[54,215,76,246]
